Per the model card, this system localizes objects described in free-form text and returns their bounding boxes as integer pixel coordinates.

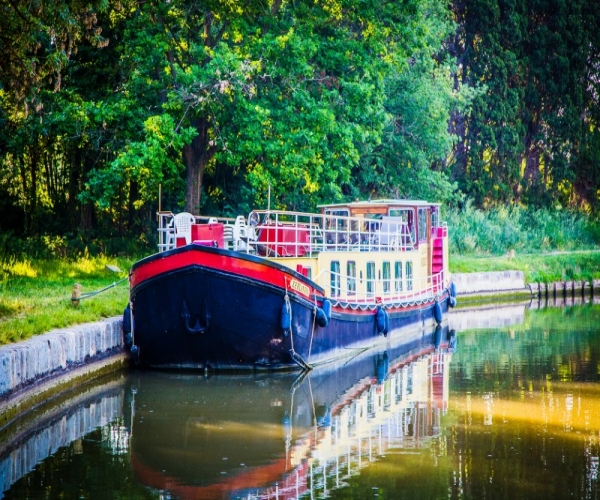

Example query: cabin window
[331,261,341,297]
[418,208,427,242]
[394,261,403,292]
[366,262,375,296]
[325,208,349,220]
[347,261,356,295]
[325,209,349,246]
[389,208,416,245]
[406,261,413,291]
[406,367,413,395]
[431,206,439,231]
[382,261,391,293]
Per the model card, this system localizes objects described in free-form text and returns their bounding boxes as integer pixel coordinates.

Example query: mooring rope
[71,276,128,304]
[284,278,312,371]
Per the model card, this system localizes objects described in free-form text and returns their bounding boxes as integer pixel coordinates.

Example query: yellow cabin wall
[271,246,431,300]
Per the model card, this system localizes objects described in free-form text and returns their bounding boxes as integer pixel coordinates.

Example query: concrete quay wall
[451,271,526,295]
[0,317,127,428]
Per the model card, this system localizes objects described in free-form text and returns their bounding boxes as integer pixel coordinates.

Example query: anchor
[182,300,211,334]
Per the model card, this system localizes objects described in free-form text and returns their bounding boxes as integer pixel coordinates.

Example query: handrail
[321,269,446,306]
[157,210,447,259]
[245,210,418,257]
[157,212,237,252]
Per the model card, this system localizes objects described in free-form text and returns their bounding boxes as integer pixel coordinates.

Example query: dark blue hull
[129,246,451,370]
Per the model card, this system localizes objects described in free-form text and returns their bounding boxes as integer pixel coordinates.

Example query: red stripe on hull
[131,246,324,301]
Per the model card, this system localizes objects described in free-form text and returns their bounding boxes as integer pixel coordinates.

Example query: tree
[351,0,467,205]
[0,0,108,235]
[449,0,600,211]
[88,0,459,216]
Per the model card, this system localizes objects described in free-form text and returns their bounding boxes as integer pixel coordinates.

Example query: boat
[126,326,456,499]
[124,199,457,370]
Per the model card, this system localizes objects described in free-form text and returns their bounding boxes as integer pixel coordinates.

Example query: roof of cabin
[318,199,440,209]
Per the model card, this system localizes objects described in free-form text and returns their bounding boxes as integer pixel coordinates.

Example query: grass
[449,249,600,283]
[0,256,134,345]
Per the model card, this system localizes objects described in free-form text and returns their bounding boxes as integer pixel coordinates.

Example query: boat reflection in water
[128,325,456,499]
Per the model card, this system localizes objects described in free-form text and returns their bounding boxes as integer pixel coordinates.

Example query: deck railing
[157,210,446,261]
[318,268,446,306]
[246,210,417,257]
[157,212,236,252]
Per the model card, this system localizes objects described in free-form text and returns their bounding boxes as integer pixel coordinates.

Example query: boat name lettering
[290,279,310,297]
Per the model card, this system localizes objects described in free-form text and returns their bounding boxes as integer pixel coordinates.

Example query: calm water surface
[2,300,600,499]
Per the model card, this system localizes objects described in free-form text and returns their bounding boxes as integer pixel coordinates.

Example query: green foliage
[1,0,600,252]
[345,0,468,205]
[86,115,196,210]
[0,231,153,261]
[450,0,600,210]
[446,201,600,256]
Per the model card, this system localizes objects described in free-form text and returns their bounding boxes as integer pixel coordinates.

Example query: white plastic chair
[174,212,195,245]
[233,215,248,251]
[223,224,234,249]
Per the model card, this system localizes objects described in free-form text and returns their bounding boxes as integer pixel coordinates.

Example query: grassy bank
[0,256,133,345]
[2,249,600,346]
[450,250,600,283]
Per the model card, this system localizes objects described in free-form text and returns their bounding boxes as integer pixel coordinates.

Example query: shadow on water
[3,298,600,499]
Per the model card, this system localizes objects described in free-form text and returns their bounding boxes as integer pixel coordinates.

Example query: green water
[2,302,600,499]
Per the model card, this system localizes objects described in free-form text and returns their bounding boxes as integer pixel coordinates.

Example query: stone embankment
[451,271,528,297]
[452,270,600,301]
[0,317,127,429]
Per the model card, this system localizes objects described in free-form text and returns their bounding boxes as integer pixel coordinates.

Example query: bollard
[71,283,82,307]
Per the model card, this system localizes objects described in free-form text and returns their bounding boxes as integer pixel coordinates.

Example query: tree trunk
[68,147,82,232]
[182,116,217,214]
[80,153,94,233]
[29,146,38,235]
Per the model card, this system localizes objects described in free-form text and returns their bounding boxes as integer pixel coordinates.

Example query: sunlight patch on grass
[72,256,108,275]
[1,259,38,278]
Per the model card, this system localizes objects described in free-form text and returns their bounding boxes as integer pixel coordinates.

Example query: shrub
[446,202,599,256]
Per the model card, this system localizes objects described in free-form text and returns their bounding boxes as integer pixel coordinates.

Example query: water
[2,300,600,499]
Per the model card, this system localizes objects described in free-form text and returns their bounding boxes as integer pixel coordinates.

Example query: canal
[2,300,600,499]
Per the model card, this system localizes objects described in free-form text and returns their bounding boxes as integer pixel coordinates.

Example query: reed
[446,203,600,283]
[445,202,599,256]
